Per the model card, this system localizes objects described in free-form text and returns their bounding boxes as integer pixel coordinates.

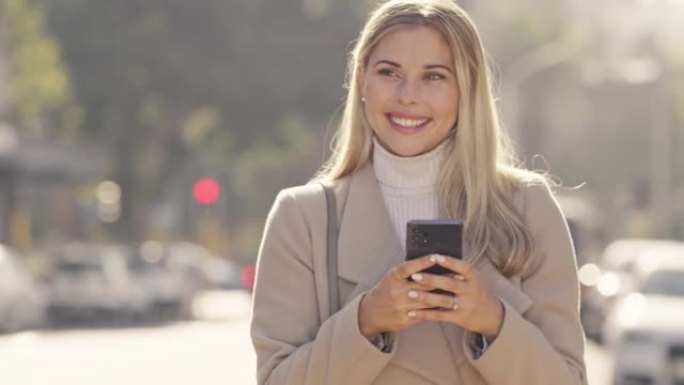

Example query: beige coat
[250,164,587,385]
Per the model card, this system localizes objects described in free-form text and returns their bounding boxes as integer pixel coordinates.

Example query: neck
[372,137,448,189]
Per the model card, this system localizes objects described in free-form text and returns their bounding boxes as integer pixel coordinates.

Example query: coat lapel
[337,164,404,287]
[475,258,533,315]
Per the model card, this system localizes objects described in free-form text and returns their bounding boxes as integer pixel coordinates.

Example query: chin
[385,142,428,157]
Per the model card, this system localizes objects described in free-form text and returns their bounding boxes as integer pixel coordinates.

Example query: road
[0,291,611,385]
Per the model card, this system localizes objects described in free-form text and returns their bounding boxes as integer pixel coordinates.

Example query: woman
[250,0,587,384]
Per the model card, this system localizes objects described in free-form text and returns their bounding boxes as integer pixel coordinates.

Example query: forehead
[368,25,453,66]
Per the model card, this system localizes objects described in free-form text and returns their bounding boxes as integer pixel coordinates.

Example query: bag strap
[321,183,340,315]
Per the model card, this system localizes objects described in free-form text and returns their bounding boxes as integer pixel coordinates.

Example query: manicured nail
[408,290,418,299]
[411,273,423,282]
[429,255,437,262]
[436,255,446,263]
[407,311,417,318]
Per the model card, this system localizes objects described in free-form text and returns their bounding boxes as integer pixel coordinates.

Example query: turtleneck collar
[372,136,449,190]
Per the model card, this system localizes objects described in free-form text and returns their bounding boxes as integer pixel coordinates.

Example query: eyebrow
[374,59,453,73]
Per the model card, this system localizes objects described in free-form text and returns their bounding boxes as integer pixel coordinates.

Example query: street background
[0,290,612,385]
[1,0,684,384]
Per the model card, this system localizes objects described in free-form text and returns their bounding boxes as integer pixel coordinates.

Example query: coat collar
[337,163,404,287]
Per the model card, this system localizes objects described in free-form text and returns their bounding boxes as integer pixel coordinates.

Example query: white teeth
[390,116,429,128]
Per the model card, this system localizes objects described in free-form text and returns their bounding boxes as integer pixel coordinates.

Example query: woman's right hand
[358,255,442,340]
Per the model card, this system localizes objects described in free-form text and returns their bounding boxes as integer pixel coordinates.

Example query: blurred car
[0,245,46,333]
[204,257,243,290]
[130,240,246,320]
[159,241,244,290]
[47,243,151,323]
[130,241,205,320]
[580,238,684,342]
[603,245,684,385]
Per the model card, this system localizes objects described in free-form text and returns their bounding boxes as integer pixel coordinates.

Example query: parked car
[157,241,243,290]
[203,257,243,290]
[603,245,684,385]
[0,245,46,333]
[130,241,204,321]
[47,243,151,324]
[581,238,683,342]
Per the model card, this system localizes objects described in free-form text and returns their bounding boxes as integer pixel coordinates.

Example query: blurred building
[0,123,106,250]
[477,0,684,241]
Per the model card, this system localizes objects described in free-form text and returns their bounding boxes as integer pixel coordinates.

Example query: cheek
[365,79,394,105]
[432,89,459,120]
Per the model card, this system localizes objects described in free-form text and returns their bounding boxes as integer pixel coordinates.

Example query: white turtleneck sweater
[372,137,448,250]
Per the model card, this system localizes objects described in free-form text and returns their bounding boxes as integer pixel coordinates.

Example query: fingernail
[429,255,437,262]
[411,273,423,281]
[437,255,446,262]
[454,274,465,281]
[407,310,417,318]
[408,290,418,299]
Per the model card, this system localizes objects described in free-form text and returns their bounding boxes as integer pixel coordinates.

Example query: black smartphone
[406,219,463,275]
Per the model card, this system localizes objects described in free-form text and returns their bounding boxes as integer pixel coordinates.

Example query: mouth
[386,113,431,134]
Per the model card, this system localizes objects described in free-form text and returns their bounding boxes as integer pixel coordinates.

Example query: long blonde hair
[314,0,545,277]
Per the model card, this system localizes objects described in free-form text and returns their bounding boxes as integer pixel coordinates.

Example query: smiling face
[359,25,460,157]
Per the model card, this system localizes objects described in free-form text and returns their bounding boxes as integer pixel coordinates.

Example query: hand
[358,255,439,340]
[404,255,504,342]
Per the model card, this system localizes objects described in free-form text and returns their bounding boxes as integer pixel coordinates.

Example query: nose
[396,78,419,105]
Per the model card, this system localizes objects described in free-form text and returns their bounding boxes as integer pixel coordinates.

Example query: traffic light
[193,178,221,205]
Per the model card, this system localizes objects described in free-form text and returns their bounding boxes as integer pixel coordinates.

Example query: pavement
[0,290,611,385]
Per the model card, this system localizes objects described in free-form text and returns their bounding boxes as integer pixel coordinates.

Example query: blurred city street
[1,1,683,384]
[0,290,256,385]
[0,289,612,385]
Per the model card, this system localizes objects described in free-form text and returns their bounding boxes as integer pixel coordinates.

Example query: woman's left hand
[407,255,504,342]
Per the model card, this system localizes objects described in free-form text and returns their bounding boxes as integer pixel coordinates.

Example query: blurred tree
[0,0,79,137]
[41,0,364,255]
[36,0,683,255]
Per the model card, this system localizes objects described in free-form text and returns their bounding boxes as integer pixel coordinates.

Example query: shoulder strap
[321,183,340,315]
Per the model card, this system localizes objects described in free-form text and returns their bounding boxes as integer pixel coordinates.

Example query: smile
[386,113,431,132]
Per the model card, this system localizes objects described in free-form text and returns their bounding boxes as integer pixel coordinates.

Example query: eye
[377,68,398,77]
[425,72,446,81]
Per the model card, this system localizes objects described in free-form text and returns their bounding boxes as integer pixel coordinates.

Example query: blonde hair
[314,0,545,277]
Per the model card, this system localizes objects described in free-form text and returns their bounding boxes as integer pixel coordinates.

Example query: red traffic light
[193,178,221,205]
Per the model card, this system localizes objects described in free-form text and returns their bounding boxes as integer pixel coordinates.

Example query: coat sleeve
[464,182,588,385]
[250,188,395,385]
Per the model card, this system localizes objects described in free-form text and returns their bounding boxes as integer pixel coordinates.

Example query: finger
[391,282,438,309]
[410,272,468,295]
[432,255,475,280]
[406,289,456,309]
[412,308,462,323]
[393,255,438,280]
[389,281,433,301]
[403,281,435,292]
